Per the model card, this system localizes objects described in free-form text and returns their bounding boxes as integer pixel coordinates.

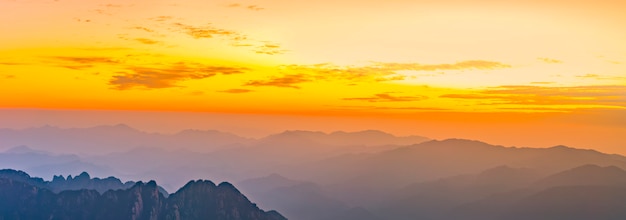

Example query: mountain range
[0,170,286,220]
[2,124,626,220]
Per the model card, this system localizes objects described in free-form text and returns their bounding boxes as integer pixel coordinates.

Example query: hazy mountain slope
[207,130,424,170]
[447,165,626,220]
[286,139,626,206]
[257,130,428,149]
[378,166,543,220]
[237,174,380,220]
[532,164,626,187]
[0,124,251,155]
[89,129,428,189]
[0,146,112,179]
[503,185,626,220]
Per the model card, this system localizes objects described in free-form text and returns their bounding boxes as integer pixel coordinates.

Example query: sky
[0,0,625,153]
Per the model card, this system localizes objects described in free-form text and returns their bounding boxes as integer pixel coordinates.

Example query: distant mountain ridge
[4,125,626,220]
[381,164,626,220]
[0,125,426,155]
[0,124,253,155]
[0,170,286,220]
[0,169,168,195]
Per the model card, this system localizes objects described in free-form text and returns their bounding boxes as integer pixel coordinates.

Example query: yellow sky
[0,0,625,152]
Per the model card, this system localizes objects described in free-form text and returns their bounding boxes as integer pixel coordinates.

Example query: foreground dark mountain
[0,171,286,220]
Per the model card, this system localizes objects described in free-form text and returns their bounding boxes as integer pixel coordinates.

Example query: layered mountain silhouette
[0,124,252,155]
[238,174,380,220]
[0,146,111,179]
[382,164,626,220]
[3,125,626,220]
[0,170,286,220]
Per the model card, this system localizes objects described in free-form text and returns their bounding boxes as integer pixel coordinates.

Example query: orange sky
[0,0,624,153]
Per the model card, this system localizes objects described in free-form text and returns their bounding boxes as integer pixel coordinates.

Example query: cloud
[248,60,510,88]
[254,42,286,55]
[377,60,511,71]
[577,74,600,78]
[0,62,26,66]
[576,74,626,80]
[91,3,125,16]
[496,107,572,112]
[329,105,448,111]
[49,56,120,70]
[530,81,555,85]
[110,62,249,90]
[101,4,123,8]
[169,21,284,55]
[245,74,312,89]
[149,16,174,22]
[218,89,253,93]
[52,56,118,64]
[441,85,626,108]
[228,3,264,11]
[173,23,236,39]
[343,93,428,102]
[132,26,155,33]
[247,5,264,11]
[134,38,160,45]
[538,57,563,64]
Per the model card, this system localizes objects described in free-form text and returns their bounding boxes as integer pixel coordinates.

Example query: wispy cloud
[134,38,161,45]
[376,60,511,71]
[91,3,126,16]
[247,5,264,11]
[132,26,155,33]
[0,62,26,66]
[329,105,448,111]
[173,23,236,39]
[110,62,249,90]
[441,85,626,108]
[343,93,428,102]
[245,74,312,89]
[246,60,510,88]
[530,81,555,85]
[170,21,284,55]
[149,16,174,22]
[538,57,563,64]
[254,42,286,55]
[49,56,120,70]
[228,3,264,11]
[576,74,626,80]
[218,88,254,93]
[52,56,118,64]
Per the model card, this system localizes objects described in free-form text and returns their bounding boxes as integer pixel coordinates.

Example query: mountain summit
[0,170,286,220]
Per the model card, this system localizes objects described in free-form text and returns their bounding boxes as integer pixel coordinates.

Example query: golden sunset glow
[1,0,625,152]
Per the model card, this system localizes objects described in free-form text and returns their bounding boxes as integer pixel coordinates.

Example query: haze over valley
[2,124,625,220]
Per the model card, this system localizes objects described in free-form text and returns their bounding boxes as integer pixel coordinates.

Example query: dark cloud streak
[110,63,249,90]
[343,93,428,102]
[245,74,311,89]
